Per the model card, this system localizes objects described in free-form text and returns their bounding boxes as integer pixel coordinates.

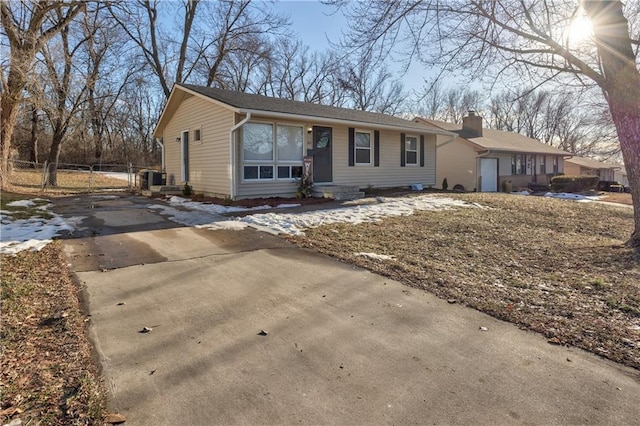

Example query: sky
[270,0,436,95]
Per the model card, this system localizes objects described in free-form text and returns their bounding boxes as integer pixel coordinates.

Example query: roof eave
[238,108,457,136]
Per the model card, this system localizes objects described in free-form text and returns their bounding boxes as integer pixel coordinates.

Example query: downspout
[229,112,251,199]
[155,138,165,171]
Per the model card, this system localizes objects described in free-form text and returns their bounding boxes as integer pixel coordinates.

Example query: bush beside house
[550,175,599,193]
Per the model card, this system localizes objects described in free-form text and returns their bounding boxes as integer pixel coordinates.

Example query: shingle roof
[178,84,452,134]
[566,156,621,170]
[415,118,571,156]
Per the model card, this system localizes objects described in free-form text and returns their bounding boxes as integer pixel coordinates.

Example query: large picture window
[405,136,418,165]
[511,154,526,175]
[242,122,303,180]
[355,130,372,165]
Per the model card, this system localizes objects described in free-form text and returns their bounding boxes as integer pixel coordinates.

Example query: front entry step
[313,185,364,201]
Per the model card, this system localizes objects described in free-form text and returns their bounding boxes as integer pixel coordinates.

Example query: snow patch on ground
[544,192,602,202]
[7,199,47,208]
[150,195,478,236]
[355,252,396,261]
[1,202,85,255]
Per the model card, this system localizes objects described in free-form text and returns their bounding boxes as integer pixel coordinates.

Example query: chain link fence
[8,160,160,194]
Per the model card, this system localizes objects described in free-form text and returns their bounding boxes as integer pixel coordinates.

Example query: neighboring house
[564,156,624,183]
[414,112,572,192]
[152,84,456,199]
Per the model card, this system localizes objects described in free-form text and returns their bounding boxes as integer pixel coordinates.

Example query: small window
[553,156,559,173]
[540,155,546,173]
[405,136,418,165]
[355,131,372,165]
[243,165,274,180]
[277,165,304,179]
[194,128,202,143]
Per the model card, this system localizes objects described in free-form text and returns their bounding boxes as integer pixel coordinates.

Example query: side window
[405,136,418,165]
[194,128,202,143]
[355,130,372,165]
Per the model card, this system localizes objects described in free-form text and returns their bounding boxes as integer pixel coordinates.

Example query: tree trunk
[30,106,39,164]
[0,70,23,190]
[46,135,63,187]
[582,0,640,248]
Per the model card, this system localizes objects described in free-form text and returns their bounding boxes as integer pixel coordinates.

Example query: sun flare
[568,15,593,44]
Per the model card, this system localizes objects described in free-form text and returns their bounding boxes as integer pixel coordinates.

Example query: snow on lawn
[1,202,85,255]
[147,196,301,227]
[544,192,602,202]
[152,195,478,236]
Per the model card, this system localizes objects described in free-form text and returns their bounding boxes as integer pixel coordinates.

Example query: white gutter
[237,108,457,138]
[229,112,251,199]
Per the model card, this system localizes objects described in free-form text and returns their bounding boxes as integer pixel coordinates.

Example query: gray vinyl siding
[332,125,437,188]
[163,96,234,196]
[236,120,438,198]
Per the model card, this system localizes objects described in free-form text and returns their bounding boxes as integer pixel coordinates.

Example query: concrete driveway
[55,194,640,425]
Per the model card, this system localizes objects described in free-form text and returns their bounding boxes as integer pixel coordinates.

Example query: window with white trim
[540,155,546,173]
[242,122,303,181]
[355,130,372,165]
[194,128,202,143]
[405,136,418,165]
[553,156,559,173]
[511,154,526,175]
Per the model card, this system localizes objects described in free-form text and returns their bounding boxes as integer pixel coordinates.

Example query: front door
[479,158,498,191]
[181,130,189,182]
[313,126,332,183]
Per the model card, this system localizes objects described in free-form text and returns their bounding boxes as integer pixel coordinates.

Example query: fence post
[89,165,94,193]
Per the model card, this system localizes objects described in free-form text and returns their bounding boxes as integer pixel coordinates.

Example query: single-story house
[564,156,624,183]
[414,113,572,192]
[153,84,457,199]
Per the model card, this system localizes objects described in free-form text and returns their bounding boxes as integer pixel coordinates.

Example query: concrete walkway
[55,194,640,425]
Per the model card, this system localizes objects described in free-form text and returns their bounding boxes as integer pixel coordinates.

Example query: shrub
[550,175,599,193]
[295,173,313,199]
[182,183,193,197]
[442,177,448,191]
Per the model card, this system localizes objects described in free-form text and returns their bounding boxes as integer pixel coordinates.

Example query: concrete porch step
[142,185,183,196]
[313,185,364,201]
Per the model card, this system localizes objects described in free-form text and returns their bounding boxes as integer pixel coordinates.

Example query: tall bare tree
[107,0,199,99]
[0,0,84,189]
[329,0,640,247]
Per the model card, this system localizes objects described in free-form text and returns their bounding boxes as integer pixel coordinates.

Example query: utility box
[140,170,166,190]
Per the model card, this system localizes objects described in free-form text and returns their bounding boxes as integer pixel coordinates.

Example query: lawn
[9,167,131,194]
[290,193,640,369]
[1,192,106,425]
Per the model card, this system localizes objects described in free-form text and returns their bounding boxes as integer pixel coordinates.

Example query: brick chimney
[460,110,483,138]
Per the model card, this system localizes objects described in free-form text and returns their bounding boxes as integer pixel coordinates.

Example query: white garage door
[480,158,498,192]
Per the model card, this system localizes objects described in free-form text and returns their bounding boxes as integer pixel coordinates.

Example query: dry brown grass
[1,242,106,425]
[9,168,130,195]
[602,192,633,205]
[290,193,640,370]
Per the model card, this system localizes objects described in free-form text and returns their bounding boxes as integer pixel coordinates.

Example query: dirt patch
[1,242,106,425]
[289,193,640,370]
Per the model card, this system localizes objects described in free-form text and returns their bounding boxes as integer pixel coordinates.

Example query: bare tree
[328,0,640,247]
[107,0,199,99]
[0,0,84,189]
[337,51,407,114]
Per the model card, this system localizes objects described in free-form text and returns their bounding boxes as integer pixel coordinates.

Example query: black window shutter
[400,133,406,167]
[374,130,380,167]
[348,127,355,167]
[420,135,425,167]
